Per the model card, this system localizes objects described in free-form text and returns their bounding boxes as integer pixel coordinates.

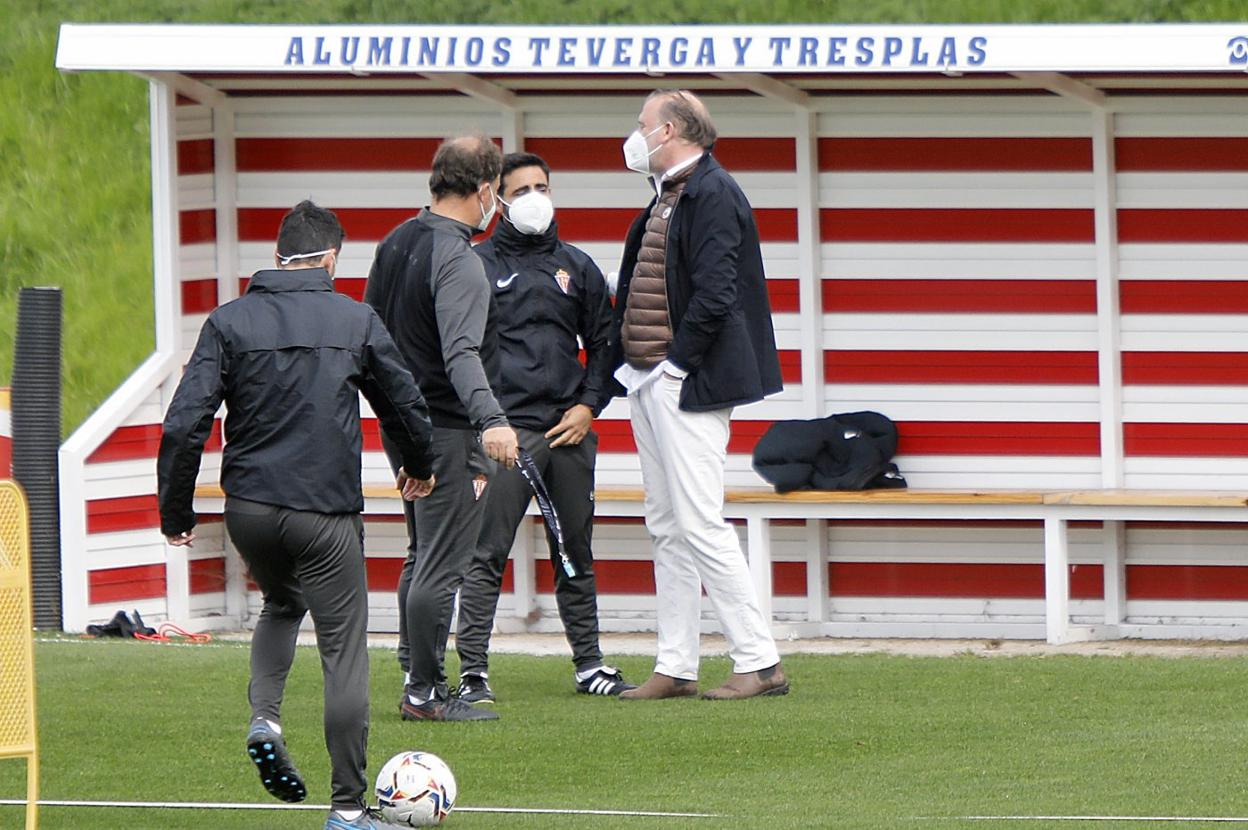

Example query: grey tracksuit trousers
[388,426,492,700]
[225,497,369,810]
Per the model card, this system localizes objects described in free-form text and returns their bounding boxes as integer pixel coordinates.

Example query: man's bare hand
[397,467,436,500]
[483,425,519,469]
[545,404,593,448]
[166,531,195,547]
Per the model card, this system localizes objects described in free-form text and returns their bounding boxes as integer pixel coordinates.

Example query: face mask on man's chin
[476,186,498,231]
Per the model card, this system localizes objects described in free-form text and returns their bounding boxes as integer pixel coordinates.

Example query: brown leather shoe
[618,672,698,700]
[701,662,789,700]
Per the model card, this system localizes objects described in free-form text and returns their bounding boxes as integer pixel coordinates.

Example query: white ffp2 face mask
[477,185,498,231]
[501,191,555,235]
[622,123,667,174]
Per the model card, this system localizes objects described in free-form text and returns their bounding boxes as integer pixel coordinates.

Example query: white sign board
[56,23,1248,75]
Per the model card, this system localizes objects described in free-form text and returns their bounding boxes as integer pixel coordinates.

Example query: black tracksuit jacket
[474,217,613,431]
[157,268,435,536]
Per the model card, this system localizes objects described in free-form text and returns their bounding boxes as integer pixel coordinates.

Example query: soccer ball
[375,750,457,827]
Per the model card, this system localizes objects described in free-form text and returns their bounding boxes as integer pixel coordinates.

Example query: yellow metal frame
[0,481,38,828]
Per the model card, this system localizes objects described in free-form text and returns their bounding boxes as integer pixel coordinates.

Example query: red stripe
[1123,352,1248,385]
[1118,210,1248,243]
[236,137,443,172]
[1128,565,1248,600]
[822,279,1096,313]
[177,139,214,176]
[0,436,10,479]
[596,419,774,455]
[238,207,798,244]
[818,138,1092,171]
[897,421,1100,456]
[190,557,226,594]
[181,279,218,315]
[825,350,1098,385]
[180,209,216,245]
[1125,423,1248,457]
[524,137,796,171]
[1116,138,1248,171]
[820,209,1093,242]
[88,564,166,604]
[331,277,367,302]
[829,561,1104,599]
[778,350,802,384]
[1121,280,1248,314]
[367,557,405,592]
[86,495,161,534]
[89,422,222,464]
[767,279,800,313]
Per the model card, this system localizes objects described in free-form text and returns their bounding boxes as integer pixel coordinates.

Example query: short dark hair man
[452,151,636,705]
[610,90,789,701]
[365,134,519,722]
[158,200,436,830]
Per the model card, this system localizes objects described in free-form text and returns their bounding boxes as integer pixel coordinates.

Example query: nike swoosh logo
[496,273,518,288]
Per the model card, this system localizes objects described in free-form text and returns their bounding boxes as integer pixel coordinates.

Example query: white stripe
[822,243,1094,280]
[956,817,1248,823]
[819,172,1092,209]
[0,799,718,818]
[823,313,1097,351]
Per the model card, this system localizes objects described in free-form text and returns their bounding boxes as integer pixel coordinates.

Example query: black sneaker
[576,665,637,696]
[454,674,496,705]
[246,718,307,802]
[400,691,500,722]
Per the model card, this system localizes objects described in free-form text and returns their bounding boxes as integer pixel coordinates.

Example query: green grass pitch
[3,638,1248,829]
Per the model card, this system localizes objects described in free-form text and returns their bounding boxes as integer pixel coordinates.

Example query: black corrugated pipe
[12,286,63,629]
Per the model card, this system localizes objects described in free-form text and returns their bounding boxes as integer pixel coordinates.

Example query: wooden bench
[193,485,1248,644]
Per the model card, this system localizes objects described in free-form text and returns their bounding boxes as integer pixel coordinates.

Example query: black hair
[429,134,504,199]
[275,200,344,259]
[500,152,551,197]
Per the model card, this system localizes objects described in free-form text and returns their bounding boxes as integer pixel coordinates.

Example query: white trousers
[629,374,780,679]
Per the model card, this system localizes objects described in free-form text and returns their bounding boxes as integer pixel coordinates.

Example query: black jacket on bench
[752,411,907,493]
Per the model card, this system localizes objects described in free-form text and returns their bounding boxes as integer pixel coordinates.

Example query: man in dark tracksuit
[158,201,435,830]
[453,152,635,703]
[365,134,519,722]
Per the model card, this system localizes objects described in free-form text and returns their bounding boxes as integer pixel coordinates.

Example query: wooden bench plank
[1045,489,1248,508]
[724,488,1047,505]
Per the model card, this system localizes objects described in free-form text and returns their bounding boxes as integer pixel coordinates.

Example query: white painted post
[213,104,239,307]
[1091,106,1123,490]
[747,515,774,624]
[1044,517,1071,644]
[509,517,538,625]
[501,107,523,154]
[1101,520,1127,627]
[794,105,825,419]
[805,519,829,623]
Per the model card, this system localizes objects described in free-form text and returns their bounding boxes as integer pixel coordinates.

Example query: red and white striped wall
[54,77,1248,639]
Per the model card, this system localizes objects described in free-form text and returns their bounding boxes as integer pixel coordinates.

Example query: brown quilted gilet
[621,171,692,369]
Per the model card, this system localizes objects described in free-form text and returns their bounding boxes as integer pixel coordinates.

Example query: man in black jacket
[453,152,635,703]
[609,90,790,702]
[158,201,435,830]
[365,134,518,723]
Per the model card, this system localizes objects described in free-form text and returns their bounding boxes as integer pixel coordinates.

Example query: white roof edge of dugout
[56,22,1248,76]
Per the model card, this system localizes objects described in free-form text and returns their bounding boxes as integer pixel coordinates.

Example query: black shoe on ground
[400,691,500,721]
[454,674,496,705]
[576,665,637,696]
[246,718,307,802]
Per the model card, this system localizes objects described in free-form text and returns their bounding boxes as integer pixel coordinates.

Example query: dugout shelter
[53,22,1248,640]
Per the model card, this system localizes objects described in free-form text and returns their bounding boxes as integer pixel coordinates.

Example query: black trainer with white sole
[246,719,307,803]
[576,665,636,696]
[455,674,496,705]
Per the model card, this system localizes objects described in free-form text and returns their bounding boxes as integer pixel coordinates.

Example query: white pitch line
[960,817,1248,823]
[0,799,719,818]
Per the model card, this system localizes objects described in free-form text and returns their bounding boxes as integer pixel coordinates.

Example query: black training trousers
[225,497,369,810]
[387,427,492,700]
[456,427,604,676]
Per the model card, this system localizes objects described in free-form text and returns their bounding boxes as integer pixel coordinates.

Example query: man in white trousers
[607,89,789,700]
